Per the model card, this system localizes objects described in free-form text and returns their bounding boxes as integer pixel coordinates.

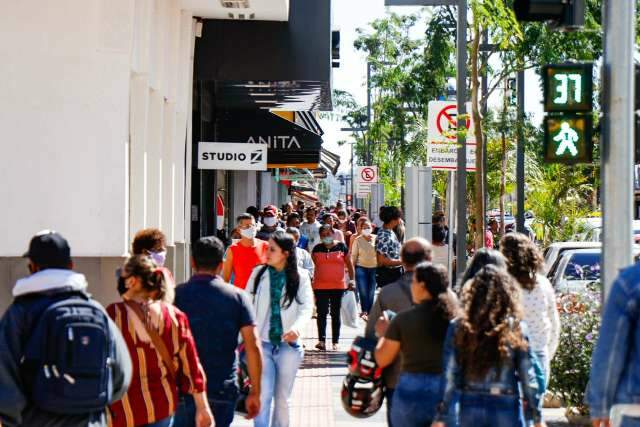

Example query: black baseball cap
[23,230,72,268]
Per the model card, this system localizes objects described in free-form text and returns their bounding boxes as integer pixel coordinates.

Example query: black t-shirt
[385,301,450,374]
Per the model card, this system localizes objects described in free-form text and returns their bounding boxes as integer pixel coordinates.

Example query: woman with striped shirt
[108,255,213,427]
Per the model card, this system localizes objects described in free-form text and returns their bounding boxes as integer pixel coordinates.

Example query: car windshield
[563,253,601,280]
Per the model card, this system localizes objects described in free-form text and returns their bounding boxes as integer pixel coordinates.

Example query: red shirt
[229,240,268,289]
[107,302,205,427]
[312,242,349,290]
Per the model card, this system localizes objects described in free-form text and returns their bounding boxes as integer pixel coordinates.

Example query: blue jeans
[386,388,395,427]
[174,394,236,427]
[390,373,443,427]
[143,417,174,427]
[255,341,304,427]
[459,393,525,427]
[355,266,377,313]
[534,350,550,389]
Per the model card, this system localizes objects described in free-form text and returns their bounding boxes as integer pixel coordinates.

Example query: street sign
[198,142,268,171]
[543,63,593,112]
[428,142,477,171]
[427,101,475,143]
[355,166,378,196]
[543,115,593,164]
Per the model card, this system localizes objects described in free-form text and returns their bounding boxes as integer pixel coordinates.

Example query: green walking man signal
[542,63,594,164]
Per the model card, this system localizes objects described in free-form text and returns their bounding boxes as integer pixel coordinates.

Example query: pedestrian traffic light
[513,0,585,30]
[543,63,593,112]
[544,114,593,164]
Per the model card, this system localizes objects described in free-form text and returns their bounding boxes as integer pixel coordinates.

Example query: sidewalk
[233,317,569,427]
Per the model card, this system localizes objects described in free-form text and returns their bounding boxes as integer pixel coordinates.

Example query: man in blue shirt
[587,263,640,427]
[174,237,262,427]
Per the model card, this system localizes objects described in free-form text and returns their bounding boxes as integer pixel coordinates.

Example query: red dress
[107,302,205,427]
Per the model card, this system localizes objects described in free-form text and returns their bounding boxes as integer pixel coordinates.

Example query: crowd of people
[0,199,639,427]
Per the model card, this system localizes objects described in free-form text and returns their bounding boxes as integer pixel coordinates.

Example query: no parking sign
[356,166,378,197]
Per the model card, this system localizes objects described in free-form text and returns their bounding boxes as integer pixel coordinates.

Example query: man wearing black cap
[0,230,132,427]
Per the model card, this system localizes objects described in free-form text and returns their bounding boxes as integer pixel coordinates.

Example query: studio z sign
[198,142,268,171]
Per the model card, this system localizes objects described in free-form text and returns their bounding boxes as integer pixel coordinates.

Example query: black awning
[215,110,323,169]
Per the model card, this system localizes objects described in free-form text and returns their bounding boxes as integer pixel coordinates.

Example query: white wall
[0,0,196,257]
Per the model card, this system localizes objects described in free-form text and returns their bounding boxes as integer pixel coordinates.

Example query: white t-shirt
[431,244,449,266]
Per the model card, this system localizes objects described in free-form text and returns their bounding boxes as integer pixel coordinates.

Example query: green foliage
[549,284,602,413]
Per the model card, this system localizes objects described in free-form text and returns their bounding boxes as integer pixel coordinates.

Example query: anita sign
[247,136,302,149]
[198,142,267,171]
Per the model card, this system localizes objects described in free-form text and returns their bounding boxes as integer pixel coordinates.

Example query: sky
[320,0,545,174]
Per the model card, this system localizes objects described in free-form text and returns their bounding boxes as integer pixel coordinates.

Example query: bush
[548,283,601,414]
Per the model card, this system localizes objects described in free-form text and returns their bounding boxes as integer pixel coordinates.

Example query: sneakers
[332,343,339,351]
[315,341,326,351]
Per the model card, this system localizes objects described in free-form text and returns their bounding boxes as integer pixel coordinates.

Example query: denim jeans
[386,388,395,427]
[174,394,236,427]
[459,392,525,427]
[355,266,377,313]
[255,341,304,427]
[143,416,174,427]
[534,350,550,389]
[390,373,443,427]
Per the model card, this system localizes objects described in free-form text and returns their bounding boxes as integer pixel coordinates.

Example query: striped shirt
[107,302,206,427]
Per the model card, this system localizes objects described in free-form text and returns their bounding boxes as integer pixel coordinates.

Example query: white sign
[428,142,477,171]
[198,142,268,171]
[355,166,378,196]
[427,101,476,144]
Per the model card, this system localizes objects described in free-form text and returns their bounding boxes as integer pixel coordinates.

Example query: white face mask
[239,226,257,239]
[362,228,372,237]
[263,217,277,227]
[148,250,167,267]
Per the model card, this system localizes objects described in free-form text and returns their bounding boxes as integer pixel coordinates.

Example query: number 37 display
[542,63,594,164]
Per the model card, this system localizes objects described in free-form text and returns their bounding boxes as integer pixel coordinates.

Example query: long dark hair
[413,262,459,340]
[458,248,507,292]
[499,232,543,290]
[455,265,527,380]
[270,230,300,308]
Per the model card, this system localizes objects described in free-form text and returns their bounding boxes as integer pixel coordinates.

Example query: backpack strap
[124,301,177,382]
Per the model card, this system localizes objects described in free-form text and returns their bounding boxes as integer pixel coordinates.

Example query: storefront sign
[216,111,323,168]
[198,142,267,171]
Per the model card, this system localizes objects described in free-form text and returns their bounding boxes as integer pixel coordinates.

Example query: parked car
[550,249,601,293]
[550,247,640,293]
[543,241,601,275]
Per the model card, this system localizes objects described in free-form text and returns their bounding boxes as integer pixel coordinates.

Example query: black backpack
[22,292,115,414]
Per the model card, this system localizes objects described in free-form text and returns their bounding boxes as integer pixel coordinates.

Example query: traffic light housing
[543,63,593,113]
[513,0,585,30]
[544,115,593,164]
[542,62,593,164]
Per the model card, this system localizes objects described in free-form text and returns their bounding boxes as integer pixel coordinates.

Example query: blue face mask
[322,236,334,245]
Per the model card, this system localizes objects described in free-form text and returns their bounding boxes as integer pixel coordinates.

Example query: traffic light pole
[601,0,636,298]
[516,70,525,233]
[455,0,468,280]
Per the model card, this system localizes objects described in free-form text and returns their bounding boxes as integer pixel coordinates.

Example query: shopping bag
[341,289,358,328]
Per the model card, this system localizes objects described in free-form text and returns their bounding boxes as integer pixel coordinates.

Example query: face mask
[148,250,167,267]
[240,226,257,239]
[362,228,372,237]
[322,236,334,245]
[263,217,277,227]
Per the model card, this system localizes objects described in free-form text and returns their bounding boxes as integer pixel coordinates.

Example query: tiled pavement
[233,317,569,427]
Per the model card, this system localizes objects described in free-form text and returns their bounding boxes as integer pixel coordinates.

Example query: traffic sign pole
[455,0,468,281]
[601,0,635,298]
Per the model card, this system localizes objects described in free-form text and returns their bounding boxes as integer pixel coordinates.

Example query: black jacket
[0,269,132,427]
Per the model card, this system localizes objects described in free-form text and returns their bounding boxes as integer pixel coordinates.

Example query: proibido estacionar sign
[198,142,268,171]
